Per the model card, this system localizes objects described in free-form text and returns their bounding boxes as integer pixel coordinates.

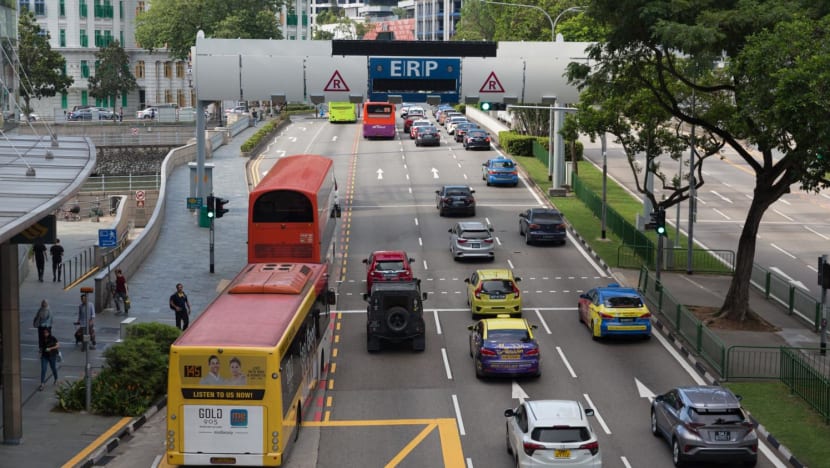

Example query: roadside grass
[513,153,824,465]
[724,381,830,467]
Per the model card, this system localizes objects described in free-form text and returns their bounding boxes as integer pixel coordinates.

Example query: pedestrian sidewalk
[0,123,259,467]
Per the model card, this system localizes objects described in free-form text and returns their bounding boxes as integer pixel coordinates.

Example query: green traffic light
[656,226,666,235]
[480,102,491,111]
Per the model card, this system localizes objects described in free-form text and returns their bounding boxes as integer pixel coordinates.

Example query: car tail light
[512,283,521,298]
[508,171,518,175]
[599,312,615,318]
[443,197,452,203]
[579,441,599,456]
[457,238,469,244]
[523,441,545,456]
[485,137,491,142]
[474,284,483,299]
[529,223,541,229]
[524,347,539,356]
[640,312,652,318]
[484,238,494,244]
[683,421,705,436]
[480,348,497,356]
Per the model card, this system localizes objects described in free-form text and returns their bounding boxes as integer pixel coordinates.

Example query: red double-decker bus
[248,154,340,265]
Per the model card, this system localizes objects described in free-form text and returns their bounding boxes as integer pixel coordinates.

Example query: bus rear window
[365,104,392,114]
[253,190,313,223]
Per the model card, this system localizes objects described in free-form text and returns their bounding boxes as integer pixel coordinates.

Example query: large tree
[568,1,830,321]
[87,41,138,115]
[16,11,73,115]
[454,0,601,42]
[135,0,284,60]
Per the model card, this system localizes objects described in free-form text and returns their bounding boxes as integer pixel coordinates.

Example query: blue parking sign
[98,229,117,247]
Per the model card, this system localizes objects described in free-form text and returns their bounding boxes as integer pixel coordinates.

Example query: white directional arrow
[377,168,384,180]
[769,267,809,291]
[431,168,440,179]
[332,136,338,142]
[635,378,656,403]
[512,381,529,403]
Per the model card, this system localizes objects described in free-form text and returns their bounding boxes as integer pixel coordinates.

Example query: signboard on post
[98,229,117,248]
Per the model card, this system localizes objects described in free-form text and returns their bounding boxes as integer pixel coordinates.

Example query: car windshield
[604,296,643,308]
[468,131,487,138]
[376,260,405,271]
[689,408,746,425]
[532,427,590,443]
[531,212,563,222]
[487,329,531,341]
[460,229,490,240]
[491,160,514,169]
[481,280,514,294]
[446,189,470,197]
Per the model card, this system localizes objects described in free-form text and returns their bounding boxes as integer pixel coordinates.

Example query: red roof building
[362,19,416,41]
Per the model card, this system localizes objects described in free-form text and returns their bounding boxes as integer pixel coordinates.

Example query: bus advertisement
[248,154,340,266]
[362,101,396,139]
[166,263,335,466]
[328,101,357,123]
[368,57,461,104]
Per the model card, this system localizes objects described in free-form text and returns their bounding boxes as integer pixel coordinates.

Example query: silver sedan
[449,221,495,260]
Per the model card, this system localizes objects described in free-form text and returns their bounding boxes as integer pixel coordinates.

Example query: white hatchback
[505,400,602,467]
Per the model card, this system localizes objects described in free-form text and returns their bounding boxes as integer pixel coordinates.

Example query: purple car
[468,317,540,378]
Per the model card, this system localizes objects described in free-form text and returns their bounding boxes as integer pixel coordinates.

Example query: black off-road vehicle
[364,280,427,352]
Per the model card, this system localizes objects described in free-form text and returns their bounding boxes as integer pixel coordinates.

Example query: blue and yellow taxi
[578,284,652,339]
[468,316,540,378]
[465,269,522,318]
[481,156,519,186]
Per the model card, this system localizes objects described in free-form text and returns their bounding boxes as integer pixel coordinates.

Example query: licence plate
[500,354,520,360]
[470,243,480,248]
[489,294,504,299]
[620,318,634,322]
[714,430,731,441]
[554,449,571,459]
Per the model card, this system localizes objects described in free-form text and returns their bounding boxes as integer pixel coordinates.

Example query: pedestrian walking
[32,299,53,350]
[50,238,64,282]
[114,268,129,314]
[38,328,60,391]
[33,237,47,282]
[169,283,191,331]
[119,107,124,122]
[75,293,96,349]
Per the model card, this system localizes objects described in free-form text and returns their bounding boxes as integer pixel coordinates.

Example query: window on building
[81,60,89,78]
[80,29,88,47]
[122,94,127,107]
[80,0,87,17]
[81,91,88,106]
[177,89,185,107]
[176,62,185,78]
[61,93,68,109]
[120,31,124,45]
[94,30,101,47]
[60,29,66,47]
[164,89,172,103]
[163,62,172,78]
[136,1,145,16]
[119,0,123,19]
[19,0,28,12]
[34,0,45,15]
[59,0,65,15]
[135,61,145,78]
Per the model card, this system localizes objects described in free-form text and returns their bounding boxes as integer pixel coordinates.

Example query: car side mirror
[504,409,516,418]
[422,292,428,301]
[579,293,589,299]
[654,395,664,403]
[531,324,538,330]
[362,293,369,302]
[435,190,440,195]
[467,324,475,331]
[326,289,337,306]
[448,228,453,233]
[464,278,471,284]
[470,190,476,194]
[584,408,595,416]
[409,258,415,263]
[482,162,487,166]
[362,259,369,264]
[515,277,522,282]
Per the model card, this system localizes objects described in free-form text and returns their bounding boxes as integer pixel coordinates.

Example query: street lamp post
[553,6,585,42]
[480,0,555,41]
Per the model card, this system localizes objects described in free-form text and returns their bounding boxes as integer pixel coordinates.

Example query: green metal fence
[781,347,830,423]
[618,245,735,273]
[572,175,653,249]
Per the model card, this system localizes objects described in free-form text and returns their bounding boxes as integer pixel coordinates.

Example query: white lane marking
[466,458,474,468]
[653,327,706,385]
[805,226,829,240]
[406,173,410,181]
[778,198,791,206]
[712,208,731,220]
[582,393,611,435]
[463,173,468,180]
[331,136,337,142]
[496,237,502,246]
[423,260,429,270]
[773,208,793,222]
[556,346,577,378]
[507,259,514,269]
[377,168,383,180]
[418,237,423,246]
[432,168,440,178]
[452,394,466,435]
[414,218,419,226]
[709,191,732,203]
[770,243,797,259]
[567,231,609,277]
[441,348,453,380]
[533,309,552,334]
[621,456,632,468]
[433,310,442,335]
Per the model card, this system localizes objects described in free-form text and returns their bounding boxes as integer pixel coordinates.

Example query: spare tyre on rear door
[364,280,427,352]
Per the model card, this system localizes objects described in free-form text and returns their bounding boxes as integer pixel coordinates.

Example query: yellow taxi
[464,269,522,318]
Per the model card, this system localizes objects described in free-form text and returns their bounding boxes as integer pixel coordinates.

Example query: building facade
[414,0,460,41]
[24,0,191,119]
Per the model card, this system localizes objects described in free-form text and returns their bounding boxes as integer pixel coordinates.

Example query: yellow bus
[166,263,335,466]
[328,101,357,123]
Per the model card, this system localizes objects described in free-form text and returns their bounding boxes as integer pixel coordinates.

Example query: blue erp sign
[98,228,117,248]
[368,57,460,104]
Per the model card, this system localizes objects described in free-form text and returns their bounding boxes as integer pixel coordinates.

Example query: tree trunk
[716,185,778,321]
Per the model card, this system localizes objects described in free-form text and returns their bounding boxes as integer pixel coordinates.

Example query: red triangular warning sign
[324,70,350,92]
[479,71,505,93]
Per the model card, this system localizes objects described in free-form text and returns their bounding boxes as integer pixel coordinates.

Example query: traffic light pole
[821,255,828,355]
[209,216,215,274]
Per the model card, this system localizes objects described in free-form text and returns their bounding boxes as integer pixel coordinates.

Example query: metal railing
[81,173,162,192]
[61,246,97,288]
[617,244,735,273]
[751,263,822,330]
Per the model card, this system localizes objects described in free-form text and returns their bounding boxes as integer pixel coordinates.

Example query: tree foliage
[569,1,830,321]
[87,41,137,113]
[16,11,73,114]
[454,0,603,42]
[135,0,284,60]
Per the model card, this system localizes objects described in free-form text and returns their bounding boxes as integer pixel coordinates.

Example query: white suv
[505,400,602,467]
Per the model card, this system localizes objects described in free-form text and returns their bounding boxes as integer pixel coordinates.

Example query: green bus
[328,102,357,123]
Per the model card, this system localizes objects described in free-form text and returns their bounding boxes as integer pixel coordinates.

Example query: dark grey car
[436,185,476,217]
[651,386,758,467]
[519,208,567,245]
